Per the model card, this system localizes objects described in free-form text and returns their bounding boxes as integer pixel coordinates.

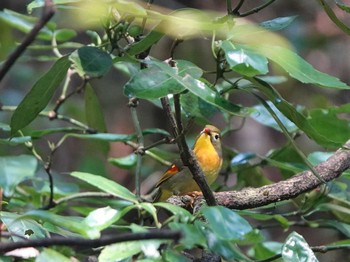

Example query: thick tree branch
[168,139,350,210]
[0,0,55,83]
[0,230,181,253]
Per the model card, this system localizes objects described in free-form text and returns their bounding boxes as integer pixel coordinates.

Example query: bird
[153,125,222,202]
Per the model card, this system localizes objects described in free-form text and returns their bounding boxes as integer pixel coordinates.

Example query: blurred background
[0,1,349,259]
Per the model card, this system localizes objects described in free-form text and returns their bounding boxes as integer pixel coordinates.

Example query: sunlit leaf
[220,41,269,76]
[282,232,318,262]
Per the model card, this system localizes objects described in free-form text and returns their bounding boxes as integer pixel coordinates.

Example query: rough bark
[168,139,350,210]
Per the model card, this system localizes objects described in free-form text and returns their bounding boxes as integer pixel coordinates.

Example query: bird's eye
[213,133,220,140]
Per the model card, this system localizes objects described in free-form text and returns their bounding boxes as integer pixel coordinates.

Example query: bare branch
[0,230,182,253]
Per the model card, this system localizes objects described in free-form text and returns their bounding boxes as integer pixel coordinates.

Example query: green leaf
[282,232,318,262]
[206,231,250,261]
[308,105,350,146]
[27,0,81,13]
[1,211,49,241]
[169,221,207,249]
[98,241,143,262]
[260,16,297,31]
[54,28,77,42]
[126,25,164,56]
[251,241,283,260]
[181,91,220,123]
[202,206,252,240]
[21,210,99,238]
[70,46,112,78]
[335,0,350,13]
[318,220,350,238]
[0,9,53,40]
[82,206,119,231]
[163,250,191,262]
[10,56,71,135]
[182,76,248,116]
[0,155,38,196]
[220,41,269,76]
[36,248,71,262]
[154,202,193,222]
[250,78,338,147]
[256,45,349,89]
[71,171,138,203]
[63,133,135,142]
[0,136,32,145]
[28,127,83,138]
[251,101,298,133]
[109,154,137,169]
[124,60,202,99]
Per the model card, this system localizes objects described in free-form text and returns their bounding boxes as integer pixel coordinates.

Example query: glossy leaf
[181,92,219,123]
[169,221,207,249]
[282,232,318,262]
[251,101,298,133]
[0,155,37,196]
[260,16,297,31]
[70,46,112,78]
[71,171,138,203]
[10,56,71,135]
[206,231,250,261]
[182,75,248,116]
[257,45,349,89]
[202,206,252,240]
[124,60,202,99]
[220,41,269,76]
[108,154,137,169]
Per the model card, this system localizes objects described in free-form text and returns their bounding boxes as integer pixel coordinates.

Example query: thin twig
[0,0,55,83]
[0,230,182,253]
[232,0,245,14]
[55,192,117,206]
[128,97,144,198]
[239,0,276,17]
